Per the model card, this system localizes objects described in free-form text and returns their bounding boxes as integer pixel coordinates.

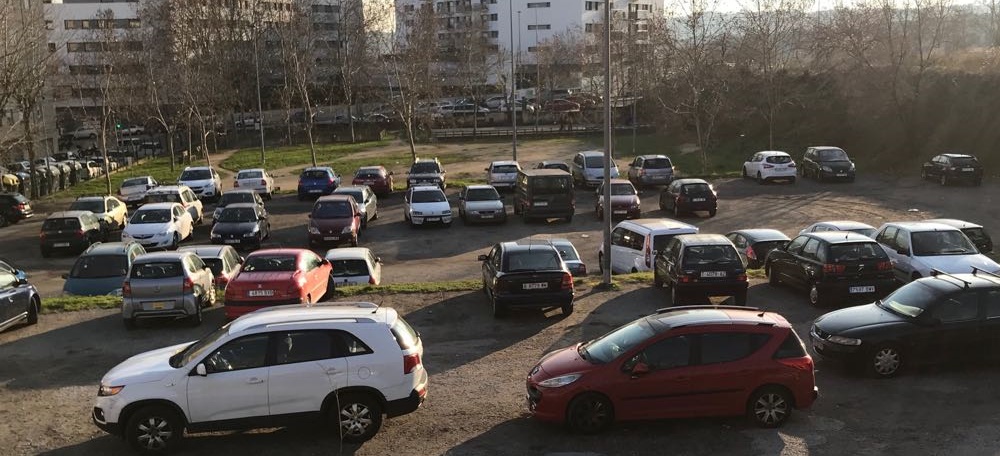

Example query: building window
[65,18,139,30]
[527,24,550,30]
[48,43,56,53]
[528,46,546,53]
[490,31,499,38]
[311,4,340,13]
[527,2,550,7]
[585,1,602,11]
[489,13,498,21]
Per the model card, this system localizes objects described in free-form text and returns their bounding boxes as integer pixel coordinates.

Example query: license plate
[849,286,876,293]
[701,271,726,278]
[836,173,847,177]
[523,282,548,290]
[248,289,274,297]
[54,242,70,247]
[692,198,706,202]
[324,236,340,241]
[613,210,626,214]
[534,201,548,207]
[426,217,440,222]
[309,189,322,193]
[963,168,975,171]
[480,214,494,219]
[149,301,170,310]
[224,239,240,244]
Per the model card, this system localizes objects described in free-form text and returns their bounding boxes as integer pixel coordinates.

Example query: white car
[121,202,194,250]
[333,185,378,229]
[233,168,275,199]
[177,166,222,202]
[874,221,1000,283]
[800,220,877,238]
[325,247,383,285]
[71,127,98,139]
[403,186,452,227]
[743,151,797,184]
[485,160,521,190]
[120,125,145,136]
[92,303,427,452]
[119,176,158,207]
[145,185,204,225]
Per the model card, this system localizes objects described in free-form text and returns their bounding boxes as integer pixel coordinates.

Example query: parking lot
[2,166,1000,455]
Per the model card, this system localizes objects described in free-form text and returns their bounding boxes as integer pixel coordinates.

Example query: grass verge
[331,279,481,297]
[42,295,121,313]
[221,141,389,171]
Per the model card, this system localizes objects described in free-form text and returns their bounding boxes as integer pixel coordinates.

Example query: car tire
[747,387,792,428]
[671,286,682,305]
[940,174,948,186]
[0,213,8,227]
[490,292,507,318]
[709,208,717,217]
[563,214,572,223]
[27,297,39,325]
[767,265,780,286]
[658,197,665,211]
[920,168,927,180]
[171,233,180,250]
[808,283,824,306]
[596,205,603,220]
[351,234,359,247]
[673,203,681,217]
[566,393,614,434]
[322,275,336,301]
[337,393,384,443]
[264,192,272,201]
[188,300,203,327]
[561,302,574,315]
[757,172,765,185]
[598,252,604,274]
[742,167,748,179]
[735,291,748,306]
[653,269,663,288]
[125,405,184,453]
[206,286,217,307]
[867,344,904,378]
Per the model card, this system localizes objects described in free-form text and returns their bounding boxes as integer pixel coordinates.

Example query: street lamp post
[534,8,540,131]
[253,27,266,165]
[509,0,518,160]
[600,0,613,287]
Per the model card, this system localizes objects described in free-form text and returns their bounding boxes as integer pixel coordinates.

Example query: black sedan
[478,241,575,317]
[811,271,1000,378]
[658,178,717,217]
[210,203,270,249]
[726,229,791,269]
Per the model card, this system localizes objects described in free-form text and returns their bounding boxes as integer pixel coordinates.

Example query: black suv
[40,211,106,257]
[921,153,983,186]
[654,234,748,306]
[406,157,446,189]
[766,232,896,306]
[478,241,575,317]
[659,178,718,217]
[0,192,34,227]
[801,146,856,182]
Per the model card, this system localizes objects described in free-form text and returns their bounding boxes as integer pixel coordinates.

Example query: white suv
[92,303,427,452]
[742,151,797,184]
[177,166,222,202]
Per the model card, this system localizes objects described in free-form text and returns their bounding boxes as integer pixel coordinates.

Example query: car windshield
[356,169,381,178]
[643,158,672,169]
[410,162,441,174]
[302,169,330,179]
[412,190,446,203]
[170,324,231,368]
[312,201,353,218]
[584,156,608,168]
[530,176,571,194]
[42,218,80,230]
[203,258,224,276]
[610,183,636,195]
[911,231,978,256]
[829,242,888,262]
[330,259,371,277]
[242,255,298,272]
[336,191,364,204]
[69,200,104,213]
[682,183,712,195]
[70,255,128,278]
[145,193,181,203]
[122,178,147,187]
[849,228,877,238]
[220,192,255,206]
[877,282,942,318]
[682,245,741,266]
[131,209,171,224]
[131,261,183,279]
[582,320,656,364]
[180,169,212,180]
[492,165,519,173]
[553,244,580,261]
[818,149,849,161]
[237,171,263,179]
[217,207,258,223]
[504,250,562,272]
[766,155,792,164]
[466,188,500,201]
[949,156,978,166]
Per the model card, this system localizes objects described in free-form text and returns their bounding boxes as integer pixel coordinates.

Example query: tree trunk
[101,106,113,195]
[200,122,212,167]
[20,114,38,198]
[167,131,176,171]
[347,100,357,143]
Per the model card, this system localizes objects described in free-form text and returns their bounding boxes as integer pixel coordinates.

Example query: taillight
[403,353,421,374]
[287,275,306,295]
[328,177,335,185]
[260,179,267,186]
[369,275,376,285]
[676,196,686,203]
[777,356,814,372]
[678,275,693,283]
[216,275,230,288]
[746,246,757,260]
[737,273,748,282]
[877,261,892,271]
[75,229,85,238]
[182,277,194,292]
[122,281,131,298]
[822,264,846,274]
[788,162,796,168]
[560,273,573,290]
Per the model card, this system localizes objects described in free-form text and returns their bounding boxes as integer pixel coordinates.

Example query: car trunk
[42,219,84,244]
[498,271,567,295]
[823,243,893,284]
[233,271,299,299]
[641,158,673,180]
[129,262,186,309]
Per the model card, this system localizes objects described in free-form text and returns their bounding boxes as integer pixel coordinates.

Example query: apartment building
[2,0,58,161]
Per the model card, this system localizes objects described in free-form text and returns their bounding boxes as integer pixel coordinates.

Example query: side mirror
[477,254,488,261]
[61,273,69,280]
[375,256,382,263]
[897,248,910,256]
[630,362,650,377]
[238,256,245,263]
[195,363,207,376]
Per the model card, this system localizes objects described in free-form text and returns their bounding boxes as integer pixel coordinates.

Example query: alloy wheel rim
[874,348,901,375]
[573,398,609,431]
[809,286,819,304]
[753,393,788,425]
[136,416,172,450]
[340,403,372,436]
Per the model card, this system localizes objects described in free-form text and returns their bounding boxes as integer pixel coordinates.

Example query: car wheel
[757,172,765,185]
[747,387,792,428]
[742,167,748,178]
[658,197,665,211]
[125,405,184,453]
[337,393,384,443]
[596,205,603,220]
[920,168,927,180]
[322,275,336,301]
[673,203,681,217]
[188,300,203,326]
[40,248,51,258]
[491,292,507,318]
[653,269,663,287]
[351,234,359,247]
[206,286,217,307]
[671,286,682,305]
[561,302,574,315]
[27,297,39,325]
[709,208,717,217]
[171,233,180,250]
[940,174,948,186]
[867,344,903,378]
[598,253,604,274]
[767,265,780,286]
[566,393,614,434]
[808,284,824,306]
[0,213,8,227]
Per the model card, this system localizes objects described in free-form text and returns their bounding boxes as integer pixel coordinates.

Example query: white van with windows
[598,218,699,274]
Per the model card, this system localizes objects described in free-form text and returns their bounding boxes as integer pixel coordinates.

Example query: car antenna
[930,269,971,289]
[371,297,383,314]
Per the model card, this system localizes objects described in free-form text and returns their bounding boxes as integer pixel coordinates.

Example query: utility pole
[629,3,636,157]
[509,0,518,160]
[534,7,540,132]
[600,0,613,287]
[254,29,266,165]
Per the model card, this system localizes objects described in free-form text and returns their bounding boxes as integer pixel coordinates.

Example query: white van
[599,218,699,273]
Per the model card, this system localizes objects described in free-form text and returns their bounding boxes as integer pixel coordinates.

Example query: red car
[307,194,361,248]
[526,306,817,433]
[223,248,332,320]
[352,165,394,196]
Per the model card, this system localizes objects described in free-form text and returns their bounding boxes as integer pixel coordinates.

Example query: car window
[643,158,671,169]
[42,218,80,230]
[699,332,771,365]
[330,259,370,277]
[131,262,183,279]
[304,253,323,271]
[729,234,747,248]
[0,271,17,289]
[773,331,808,359]
[765,155,792,164]
[801,239,821,261]
[931,292,980,323]
[505,250,562,272]
[894,230,911,252]
[339,331,374,356]
[243,255,297,272]
[785,236,808,254]
[70,255,128,278]
[681,245,741,267]
[203,334,270,373]
[912,230,978,256]
[274,331,340,365]
[637,335,691,371]
[829,242,887,262]
[312,201,354,218]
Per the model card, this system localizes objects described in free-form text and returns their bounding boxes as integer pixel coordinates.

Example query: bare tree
[444,11,502,138]
[334,0,391,143]
[276,0,321,166]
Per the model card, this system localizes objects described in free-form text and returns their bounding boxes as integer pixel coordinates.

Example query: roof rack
[971,267,1000,284]
[655,305,761,314]
[929,269,971,289]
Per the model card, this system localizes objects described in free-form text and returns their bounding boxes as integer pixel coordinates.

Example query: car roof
[84,242,134,255]
[137,202,178,210]
[646,306,789,332]
[606,178,631,185]
[805,231,879,243]
[814,220,875,230]
[303,166,333,172]
[228,303,394,334]
[464,184,497,190]
[148,185,186,193]
[222,203,258,209]
[178,244,231,257]
[810,146,844,150]
[334,186,366,192]
[75,195,109,201]
[578,150,604,157]
[638,154,669,159]
[540,160,567,165]
[324,247,372,260]
[730,229,790,241]
[924,219,983,229]
[618,218,698,232]
[247,248,307,258]
[183,166,213,171]
[521,168,569,176]
[47,210,91,218]
[134,251,192,262]
[502,241,560,253]
[941,153,975,158]
[756,150,790,156]
[357,165,384,171]
[237,168,266,173]
[223,189,257,195]
[673,178,710,185]
[410,186,443,192]
[915,272,1000,292]
[882,221,960,232]
[316,194,354,202]
[413,157,439,163]
[675,234,733,245]
[490,160,519,166]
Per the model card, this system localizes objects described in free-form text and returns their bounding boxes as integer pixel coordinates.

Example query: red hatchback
[526,306,817,433]
[223,248,332,320]
[352,165,394,197]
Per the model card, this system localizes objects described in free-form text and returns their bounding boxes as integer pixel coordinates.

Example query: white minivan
[599,218,699,274]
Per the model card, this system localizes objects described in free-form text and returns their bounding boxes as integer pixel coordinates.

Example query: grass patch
[747,269,767,280]
[42,295,121,313]
[47,157,183,200]
[331,279,481,297]
[221,141,389,171]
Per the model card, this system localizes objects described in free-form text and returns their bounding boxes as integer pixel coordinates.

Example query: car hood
[63,276,126,296]
[914,254,1000,274]
[601,195,639,206]
[814,303,909,334]
[465,200,504,211]
[411,201,450,213]
[179,179,216,188]
[120,186,147,197]
[102,342,189,386]
[534,344,595,380]
[213,221,259,234]
[311,217,354,231]
[124,222,172,236]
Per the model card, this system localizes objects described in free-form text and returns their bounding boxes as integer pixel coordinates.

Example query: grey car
[458,185,507,224]
[122,251,216,328]
[571,150,619,188]
[333,185,379,229]
[627,154,674,187]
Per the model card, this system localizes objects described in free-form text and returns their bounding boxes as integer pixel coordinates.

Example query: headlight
[827,335,862,346]
[341,226,354,234]
[98,385,124,396]
[849,163,856,170]
[538,373,582,388]
[157,231,169,236]
[442,210,452,215]
[821,165,833,172]
[308,226,320,234]
[211,232,221,238]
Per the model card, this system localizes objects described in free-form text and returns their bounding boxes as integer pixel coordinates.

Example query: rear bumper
[635,174,673,185]
[386,388,427,418]
[495,290,574,308]
[298,185,335,197]
[225,298,305,319]
[10,210,33,221]
[944,171,983,181]
[41,239,89,251]
[123,297,196,319]
[609,206,641,219]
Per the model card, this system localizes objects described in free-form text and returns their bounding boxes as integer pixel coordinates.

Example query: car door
[875,227,906,281]
[728,233,749,266]
[302,253,325,301]
[364,189,376,220]
[795,238,823,289]
[628,157,641,181]
[481,244,500,289]
[770,236,807,286]
[609,227,631,273]
[906,290,982,363]
[369,251,382,284]
[611,334,701,420]
[689,330,773,415]
[0,268,22,323]
[892,229,917,281]
[267,330,349,416]
[187,333,271,423]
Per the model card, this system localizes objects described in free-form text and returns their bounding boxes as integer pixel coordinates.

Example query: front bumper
[465,210,506,223]
[809,329,863,360]
[410,214,453,225]
[122,233,173,249]
[212,234,260,248]
[92,405,122,436]
[526,382,574,423]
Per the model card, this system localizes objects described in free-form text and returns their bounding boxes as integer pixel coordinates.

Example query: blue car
[0,258,40,333]
[62,242,147,296]
[297,166,341,201]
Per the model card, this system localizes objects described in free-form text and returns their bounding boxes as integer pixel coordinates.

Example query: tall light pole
[534,7,540,131]
[508,0,518,160]
[600,0,613,287]
[254,27,266,165]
